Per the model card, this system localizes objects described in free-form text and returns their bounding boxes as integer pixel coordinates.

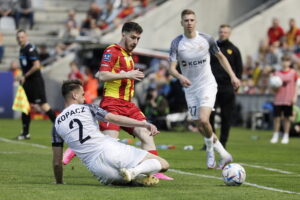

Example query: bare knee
[133,127,156,150]
[159,158,169,172]
[144,153,169,172]
[199,117,210,127]
[197,117,210,131]
[197,117,213,137]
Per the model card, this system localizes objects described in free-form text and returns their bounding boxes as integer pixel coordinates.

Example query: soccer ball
[269,75,283,88]
[222,163,246,186]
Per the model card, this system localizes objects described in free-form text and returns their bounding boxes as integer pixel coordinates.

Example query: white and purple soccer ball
[222,163,246,186]
[269,75,283,88]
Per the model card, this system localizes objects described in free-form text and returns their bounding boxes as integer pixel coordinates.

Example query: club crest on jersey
[227,49,233,55]
[103,53,112,61]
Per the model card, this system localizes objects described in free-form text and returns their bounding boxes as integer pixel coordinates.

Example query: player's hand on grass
[126,69,144,81]
[145,122,160,136]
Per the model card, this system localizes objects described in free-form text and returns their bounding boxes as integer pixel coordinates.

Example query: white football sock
[214,140,229,158]
[131,159,162,177]
[204,135,214,152]
[282,133,289,139]
[273,132,279,137]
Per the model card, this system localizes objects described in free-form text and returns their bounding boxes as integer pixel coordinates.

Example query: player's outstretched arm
[52,146,63,184]
[169,61,191,88]
[104,113,159,136]
[215,51,240,90]
[98,70,144,82]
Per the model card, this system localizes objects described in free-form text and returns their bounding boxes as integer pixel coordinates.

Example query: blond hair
[181,9,195,19]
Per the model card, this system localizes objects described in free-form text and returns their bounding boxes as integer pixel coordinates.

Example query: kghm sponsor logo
[182,59,206,67]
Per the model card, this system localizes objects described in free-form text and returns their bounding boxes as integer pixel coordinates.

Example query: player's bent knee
[145,153,169,171]
[159,157,169,172]
[198,118,210,128]
[199,118,209,125]
[134,128,155,144]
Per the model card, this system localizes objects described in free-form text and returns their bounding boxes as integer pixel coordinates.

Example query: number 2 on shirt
[69,118,91,144]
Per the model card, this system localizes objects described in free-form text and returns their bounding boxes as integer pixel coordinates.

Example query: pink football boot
[153,173,174,180]
[62,148,76,165]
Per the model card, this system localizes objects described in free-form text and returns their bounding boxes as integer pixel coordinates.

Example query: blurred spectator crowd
[1,0,161,67]
[241,17,300,95]
[60,0,156,44]
[0,0,35,30]
[2,1,300,129]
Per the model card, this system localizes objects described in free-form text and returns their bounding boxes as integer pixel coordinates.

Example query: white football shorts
[185,85,217,120]
[88,138,147,185]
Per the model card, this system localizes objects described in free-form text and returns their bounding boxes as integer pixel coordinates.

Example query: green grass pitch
[1,119,300,200]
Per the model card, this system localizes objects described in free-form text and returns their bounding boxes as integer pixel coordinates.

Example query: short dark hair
[219,24,231,29]
[121,22,143,34]
[181,9,195,19]
[61,80,82,98]
[17,29,26,35]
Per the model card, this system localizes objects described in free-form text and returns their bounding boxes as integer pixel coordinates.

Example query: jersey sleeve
[207,36,220,55]
[169,35,182,62]
[199,33,220,55]
[52,126,64,147]
[87,104,108,122]
[28,44,39,61]
[99,47,117,72]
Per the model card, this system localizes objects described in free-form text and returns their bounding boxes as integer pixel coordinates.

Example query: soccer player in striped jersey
[168,9,240,169]
[62,22,173,180]
[98,22,172,180]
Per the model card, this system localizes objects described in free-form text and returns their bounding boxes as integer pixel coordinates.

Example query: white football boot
[217,154,233,170]
[270,132,279,143]
[206,151,216,169]
[281,134,289,144]
[17,133,31,140]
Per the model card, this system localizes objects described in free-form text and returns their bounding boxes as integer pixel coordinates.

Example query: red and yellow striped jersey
[99,44,135,101]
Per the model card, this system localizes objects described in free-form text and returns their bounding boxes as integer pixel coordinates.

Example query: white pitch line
[169,169,300,195]
[1,136,300,195]
[250,163,300,167]
[0,137,49,149]
[240,163,300,176]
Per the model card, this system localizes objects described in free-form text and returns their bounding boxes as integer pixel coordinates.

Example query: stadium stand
[3,0,300,130]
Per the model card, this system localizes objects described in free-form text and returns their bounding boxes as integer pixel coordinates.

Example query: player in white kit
[169,9,240,169]
[52,80,169,185]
